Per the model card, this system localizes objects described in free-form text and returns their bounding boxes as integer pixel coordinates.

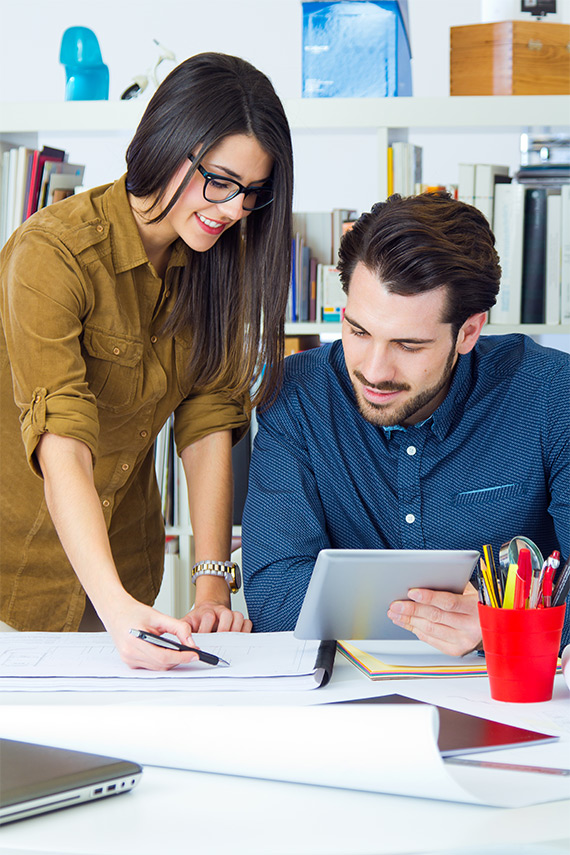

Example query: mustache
[353,370,410,393]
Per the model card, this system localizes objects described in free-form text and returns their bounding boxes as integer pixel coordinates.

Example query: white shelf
[285,322,570,336]
[0,95,568,134]
[284,95,570,130]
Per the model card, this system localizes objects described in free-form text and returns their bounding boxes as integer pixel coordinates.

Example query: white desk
[1,653,569,855]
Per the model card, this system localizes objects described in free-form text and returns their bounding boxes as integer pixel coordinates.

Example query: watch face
[233,562,242,592]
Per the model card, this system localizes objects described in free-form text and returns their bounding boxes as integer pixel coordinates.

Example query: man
[242,192,570,655]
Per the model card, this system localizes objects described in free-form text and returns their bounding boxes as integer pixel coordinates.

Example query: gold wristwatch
[191,560,242,594]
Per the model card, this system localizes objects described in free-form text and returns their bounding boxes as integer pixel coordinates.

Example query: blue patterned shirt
[242,335,570,649]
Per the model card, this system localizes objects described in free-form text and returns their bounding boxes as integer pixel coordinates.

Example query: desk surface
[1,653,569,855]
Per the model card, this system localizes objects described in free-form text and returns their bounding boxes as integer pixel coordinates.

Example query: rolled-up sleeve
[1,228,99,475]
[173,388,250,453]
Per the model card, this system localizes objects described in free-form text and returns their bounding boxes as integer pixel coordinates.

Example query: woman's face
[161,134,274,252]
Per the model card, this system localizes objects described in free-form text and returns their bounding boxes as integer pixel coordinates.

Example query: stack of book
[0,144,85,246]
[288,208,356,324]
[387,141,422,197]
[457,162,512,225]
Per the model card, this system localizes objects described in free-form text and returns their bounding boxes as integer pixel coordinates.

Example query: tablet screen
[294,548,480,640]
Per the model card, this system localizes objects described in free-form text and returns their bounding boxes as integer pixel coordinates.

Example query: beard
[351,345,457,428]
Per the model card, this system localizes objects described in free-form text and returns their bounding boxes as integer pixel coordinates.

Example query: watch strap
[191,560,241,594]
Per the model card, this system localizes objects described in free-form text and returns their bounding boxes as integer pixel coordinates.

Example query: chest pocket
[82,327,143,413]
[453,483,527,507]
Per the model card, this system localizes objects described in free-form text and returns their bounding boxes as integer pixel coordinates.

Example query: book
[332,207,356,266]
[0,143,17,245]
[521,187,547,324]
[28,146,65,215]
[11,147,33,230]
[319,264,346,322]
[45,169,85,206]
[488,183,526,325]
[387,144,394,197]
[337,640,488,679]
[561,184,570,324]
[308,255,318,322]
[545,192,562,326]
[299,243,311,322]
[473,163,510,225]
[391,142,422,196]
[337,640,563,682]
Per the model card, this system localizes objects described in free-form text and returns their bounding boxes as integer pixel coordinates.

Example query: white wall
[2,0,569,205]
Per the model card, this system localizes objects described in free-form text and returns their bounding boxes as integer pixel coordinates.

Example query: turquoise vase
[59,27,109,100]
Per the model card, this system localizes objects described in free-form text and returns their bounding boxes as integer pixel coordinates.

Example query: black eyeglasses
[188,155,274,211]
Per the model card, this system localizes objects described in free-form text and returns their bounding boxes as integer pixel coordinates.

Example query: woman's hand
[100,593,199,670]
[387,582,481,656]
[184,601,252,633]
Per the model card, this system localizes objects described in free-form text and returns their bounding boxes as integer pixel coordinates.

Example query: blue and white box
[302,1,412,98]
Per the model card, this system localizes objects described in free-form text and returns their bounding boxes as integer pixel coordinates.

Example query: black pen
[129,629,229,666]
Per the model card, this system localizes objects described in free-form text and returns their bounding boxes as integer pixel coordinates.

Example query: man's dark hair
[337,192,501,335]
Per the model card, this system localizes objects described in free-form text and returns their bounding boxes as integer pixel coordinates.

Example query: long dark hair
[126,52,293,407]
[338,192,501,337]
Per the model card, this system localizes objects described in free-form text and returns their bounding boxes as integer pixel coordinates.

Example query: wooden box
[450,21,570,95]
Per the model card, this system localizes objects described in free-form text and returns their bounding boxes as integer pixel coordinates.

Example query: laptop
[0,739,142,824]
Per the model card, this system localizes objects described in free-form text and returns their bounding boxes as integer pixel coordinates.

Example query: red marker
[518,548,532,606]
[542,566,555,608]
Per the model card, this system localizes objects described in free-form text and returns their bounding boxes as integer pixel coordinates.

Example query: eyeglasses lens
[204,179,273,211]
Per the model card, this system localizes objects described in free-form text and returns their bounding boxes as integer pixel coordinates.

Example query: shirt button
[102,499,110,508]
[406,446,417,456]
[121,463,129,471]
[151,335,158,344]
[140,430,148,438]
[96,224,104,233]
[165,290,171,298]
[113,347,120,356]
[405,513,415,524]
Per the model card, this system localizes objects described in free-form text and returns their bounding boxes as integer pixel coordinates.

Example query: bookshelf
[2,95,567,614]
[2,94,568,199]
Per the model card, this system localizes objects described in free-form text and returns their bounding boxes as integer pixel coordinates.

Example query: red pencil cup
[478,603,566,703]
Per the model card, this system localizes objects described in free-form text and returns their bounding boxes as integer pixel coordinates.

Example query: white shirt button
[405,513,415,524]
[406,446,417,456]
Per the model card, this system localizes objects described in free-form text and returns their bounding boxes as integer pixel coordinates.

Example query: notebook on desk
[0,739,142,825]
[328,694,558,757]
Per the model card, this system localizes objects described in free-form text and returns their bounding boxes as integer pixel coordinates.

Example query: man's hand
[184,602,252,633]
[387,582,481,656]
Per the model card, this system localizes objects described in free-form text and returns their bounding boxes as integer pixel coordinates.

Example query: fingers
[186,604,252,633]
[388,588,481,657]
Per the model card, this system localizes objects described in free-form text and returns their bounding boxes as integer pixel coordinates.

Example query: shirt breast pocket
[453,483,527,507]
[82,327,143,413]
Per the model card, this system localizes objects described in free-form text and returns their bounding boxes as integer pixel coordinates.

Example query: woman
[0,53,293,668]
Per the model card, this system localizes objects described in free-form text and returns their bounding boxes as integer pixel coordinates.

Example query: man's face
[342,262,460,428]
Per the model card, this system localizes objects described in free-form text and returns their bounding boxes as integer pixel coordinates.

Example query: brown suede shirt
[0,177,249,630]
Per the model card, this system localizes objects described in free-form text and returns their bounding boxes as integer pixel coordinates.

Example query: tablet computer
[293,548,480,641]
[0,739,142,825]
